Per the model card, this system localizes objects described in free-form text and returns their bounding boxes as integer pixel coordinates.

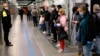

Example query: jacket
[1,8,12,28]
[79,12,90,45]
[50,9,58,25]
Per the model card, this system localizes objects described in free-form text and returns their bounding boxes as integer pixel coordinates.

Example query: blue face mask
[79,12,84,18]
[79,12,83,16]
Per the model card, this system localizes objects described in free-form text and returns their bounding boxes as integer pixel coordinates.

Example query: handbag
[58,27,68,41]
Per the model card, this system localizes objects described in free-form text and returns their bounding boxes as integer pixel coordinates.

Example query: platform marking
[23,22,35,56]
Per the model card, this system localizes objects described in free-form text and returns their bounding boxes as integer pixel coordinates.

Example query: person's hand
[65,27,68,31]
[54,24,57,27]
[73,21,78,24]
[53,20,56,23]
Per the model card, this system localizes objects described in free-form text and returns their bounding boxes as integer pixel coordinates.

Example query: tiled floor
[0,15,77,56]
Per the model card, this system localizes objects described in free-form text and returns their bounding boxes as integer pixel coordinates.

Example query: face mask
[5,7,9,10]
[58,13,60,15]
[79,12,84,16]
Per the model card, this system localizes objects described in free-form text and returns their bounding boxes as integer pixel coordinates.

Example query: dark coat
[88,14,96,41]
[50,9,58,33]
[79,12,90,45]
[19,9,24,16]
[44,10,50,21]
[50,9,58,25]
[1,8,12,29]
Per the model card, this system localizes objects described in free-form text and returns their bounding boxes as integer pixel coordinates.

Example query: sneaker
[58,49,63,53]
[43,31,47,34]
[6,43,13,46]
[52,40,57,43]
[46,34,51,36]
[56,43,60,47]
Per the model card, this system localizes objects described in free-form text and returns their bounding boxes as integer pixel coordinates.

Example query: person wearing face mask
[1,3,13,46]
[71,6,83,56]
[55,8,68,53]
[77,5,94,56]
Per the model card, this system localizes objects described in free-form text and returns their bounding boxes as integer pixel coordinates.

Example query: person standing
[78,5,93,56]
[39,7,46,33]
[19,8,24,21]
[1,3,13,46]
[27,9,31,21]
[92,4,100,55]
[44,7,51,36]
[31,8,38,27]
[56,8,68,53]
[50,5,58,43]
[72,6,83,56]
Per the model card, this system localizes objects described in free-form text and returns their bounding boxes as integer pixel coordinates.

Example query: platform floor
[0,15,78,56]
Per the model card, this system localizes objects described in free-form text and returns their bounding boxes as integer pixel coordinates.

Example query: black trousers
[51,25,57,41]
[20,15,23,21]
[27,14,31,21]
[33,16,38,26]
[3,26,10,45]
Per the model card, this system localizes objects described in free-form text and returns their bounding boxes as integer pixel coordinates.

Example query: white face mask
[5,7,9,10]
[58,13,60,15]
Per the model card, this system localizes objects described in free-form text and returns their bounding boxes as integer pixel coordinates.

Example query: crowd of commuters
[1,2,100,56]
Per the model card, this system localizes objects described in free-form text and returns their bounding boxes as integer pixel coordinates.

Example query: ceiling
[17,0,35,6]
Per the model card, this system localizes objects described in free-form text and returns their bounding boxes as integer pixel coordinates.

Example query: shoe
[6,44,13,46]
[6,43,13,46]
[43,31,47,34]
[52,40,57,43]
[46,34,51,36]
[56,43,60,47]
[58,49,63,53]
[8,42,12,44]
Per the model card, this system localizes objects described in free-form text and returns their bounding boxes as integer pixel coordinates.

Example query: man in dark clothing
[27,10,31,21]
[19,8,24,21]
[31,8,38,27]
[90,4,100,55]
[1,3,13,46]
[50,5,58,43]
[44,7,51,36]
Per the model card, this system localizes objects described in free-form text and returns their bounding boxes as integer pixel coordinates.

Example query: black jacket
[1,9,12,28]
[19,9,24,15]
[88,15,96,41]
[44,10,50,21]
[94,12,100,35]
[50,9,58,25]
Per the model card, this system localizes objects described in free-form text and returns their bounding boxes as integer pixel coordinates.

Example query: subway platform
[0,15,78,56]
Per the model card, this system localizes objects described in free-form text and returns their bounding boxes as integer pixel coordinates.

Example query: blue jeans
[39,24,45,31]
[45,21,50,34]
[83,41,93,56]
[94,35,100,54]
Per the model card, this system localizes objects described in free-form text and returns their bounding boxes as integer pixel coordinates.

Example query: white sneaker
[43,31,47,34]
[56,43,60,47]
[58,49,63,53]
